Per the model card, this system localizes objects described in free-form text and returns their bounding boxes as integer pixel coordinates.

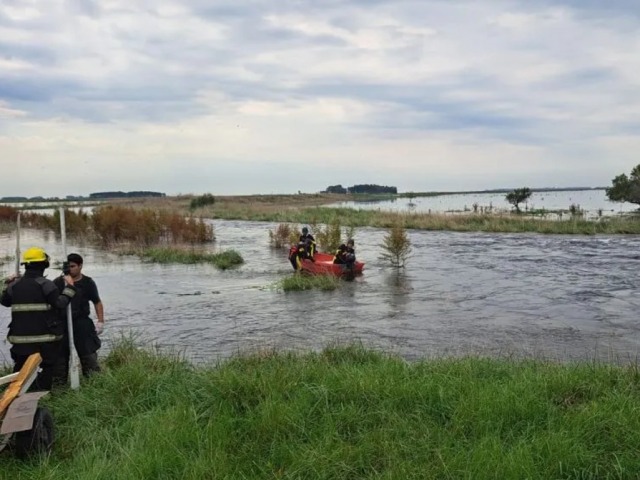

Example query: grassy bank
[4,342,640,479]
[134,195,640,235]
[206,206,640,235]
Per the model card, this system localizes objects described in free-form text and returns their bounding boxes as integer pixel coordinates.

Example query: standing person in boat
[299,226,316,260]
[53,253,104,380]
[288,226,316,271]
[0,247,76,391]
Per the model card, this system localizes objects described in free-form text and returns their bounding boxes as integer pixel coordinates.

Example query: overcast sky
[1,0,639,197]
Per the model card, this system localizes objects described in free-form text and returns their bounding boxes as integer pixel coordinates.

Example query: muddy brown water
[1,220,639,365]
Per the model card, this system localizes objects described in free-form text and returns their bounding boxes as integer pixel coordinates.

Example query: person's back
[1,247,76,390]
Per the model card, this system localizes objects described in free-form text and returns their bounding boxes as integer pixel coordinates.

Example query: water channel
[1,220,639,366]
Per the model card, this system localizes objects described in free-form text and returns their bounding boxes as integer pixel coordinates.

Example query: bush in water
[380,221,412,268]
[268,223,294,249]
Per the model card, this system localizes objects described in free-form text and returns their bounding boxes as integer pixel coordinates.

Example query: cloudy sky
[1,0,639,197]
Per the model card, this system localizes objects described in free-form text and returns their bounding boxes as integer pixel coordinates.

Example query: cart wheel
[13,407,54,458]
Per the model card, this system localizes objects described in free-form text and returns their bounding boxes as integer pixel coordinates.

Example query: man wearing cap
[1,247,76,391]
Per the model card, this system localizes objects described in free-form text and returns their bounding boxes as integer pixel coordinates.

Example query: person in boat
[299,226,316,260]
[288,243,305,271]
[288,227,316,271]
[333,239,356,268]
[53,253,104,381]
[0,247,76,391]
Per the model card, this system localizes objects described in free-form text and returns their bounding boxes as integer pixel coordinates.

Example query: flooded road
[1,220,639,365]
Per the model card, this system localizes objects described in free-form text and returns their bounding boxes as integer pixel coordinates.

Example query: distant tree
[379,222,412,268]
[606,164,640,207]
[325,185,347,194]
[348,184,397,194]
[505,187,532,213]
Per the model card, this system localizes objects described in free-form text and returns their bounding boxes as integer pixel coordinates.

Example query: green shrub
[189,193,216,210]
[380,221,412,268]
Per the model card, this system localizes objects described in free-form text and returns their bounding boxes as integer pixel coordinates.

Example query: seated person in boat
[333,239,356,267]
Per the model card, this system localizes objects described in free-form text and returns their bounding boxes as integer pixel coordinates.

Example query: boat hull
[299,252,364,276]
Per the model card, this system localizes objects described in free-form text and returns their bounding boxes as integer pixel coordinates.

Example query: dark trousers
[11,341,63,392]
[53,345,101,385]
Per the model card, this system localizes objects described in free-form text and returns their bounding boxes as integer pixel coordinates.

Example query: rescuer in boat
[333,239,356,269]
[289,226,317,271]
[299,226,316,260]
[0,247,76,391]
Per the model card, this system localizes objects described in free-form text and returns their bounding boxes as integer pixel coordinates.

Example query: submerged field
[4,341,640,479]
[124,193,640,235]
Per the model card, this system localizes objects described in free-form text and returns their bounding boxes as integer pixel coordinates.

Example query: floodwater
[1,220,639,366]
[331,189,638,218]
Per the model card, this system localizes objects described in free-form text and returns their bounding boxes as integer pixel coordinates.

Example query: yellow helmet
[21,247,49,264]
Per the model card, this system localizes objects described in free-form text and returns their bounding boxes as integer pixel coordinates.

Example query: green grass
[203,205,640,235]
[4,341,640,479]
[277,273,341,291]
[127,247,244,269]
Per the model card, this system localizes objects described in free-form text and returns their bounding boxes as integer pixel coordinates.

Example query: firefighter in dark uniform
[0,247,76,391]
[288,226,317,271]
[299,227,317,259]
[333,239,356,268]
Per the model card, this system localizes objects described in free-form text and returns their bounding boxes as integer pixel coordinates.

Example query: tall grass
[268,223,295,249]
[122,247,243,269]
[4,342,640,478]
[0,206,19,222]
[91,206,214,245]
[277,273,341,291]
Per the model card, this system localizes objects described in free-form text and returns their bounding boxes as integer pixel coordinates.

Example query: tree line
[325,184,397,194]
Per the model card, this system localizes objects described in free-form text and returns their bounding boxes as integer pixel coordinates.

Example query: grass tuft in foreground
[123,246,244,269]
[278,273,341,291]
[4,341,640,478]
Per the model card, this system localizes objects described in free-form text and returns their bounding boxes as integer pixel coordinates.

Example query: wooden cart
[0,353,54,458]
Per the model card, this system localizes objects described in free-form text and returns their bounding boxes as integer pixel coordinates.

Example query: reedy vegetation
[380,221,412,268]
[119,247,244,269]
[4,341,640,479]
[277,273,341,291]
[169,195,640,235]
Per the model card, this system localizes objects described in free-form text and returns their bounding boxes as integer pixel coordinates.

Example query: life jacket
[5,273,70,344]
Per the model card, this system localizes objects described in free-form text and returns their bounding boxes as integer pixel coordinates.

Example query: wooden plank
[0,353,41,418]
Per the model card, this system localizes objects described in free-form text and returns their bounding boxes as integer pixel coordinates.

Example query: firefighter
[299,227,316,259]
[1,247,76,391]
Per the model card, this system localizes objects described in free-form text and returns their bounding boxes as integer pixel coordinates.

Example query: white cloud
[0,0,639,196]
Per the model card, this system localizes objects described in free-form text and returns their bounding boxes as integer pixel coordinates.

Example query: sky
[1,0,639,197]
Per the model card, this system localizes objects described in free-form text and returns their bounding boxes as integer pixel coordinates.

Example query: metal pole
[60,207,80,389]
[14,212,20,276]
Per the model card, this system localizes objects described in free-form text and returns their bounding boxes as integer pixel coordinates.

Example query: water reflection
[1,221,639,365]
[330,190,638,219]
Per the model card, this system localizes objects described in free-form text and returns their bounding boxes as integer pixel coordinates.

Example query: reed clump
[4,341,640,478]
[119,246,243,269]
[0,206,19,222]
[91,206,214,245]
[278,273,341,291]
[268,223,295,249]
